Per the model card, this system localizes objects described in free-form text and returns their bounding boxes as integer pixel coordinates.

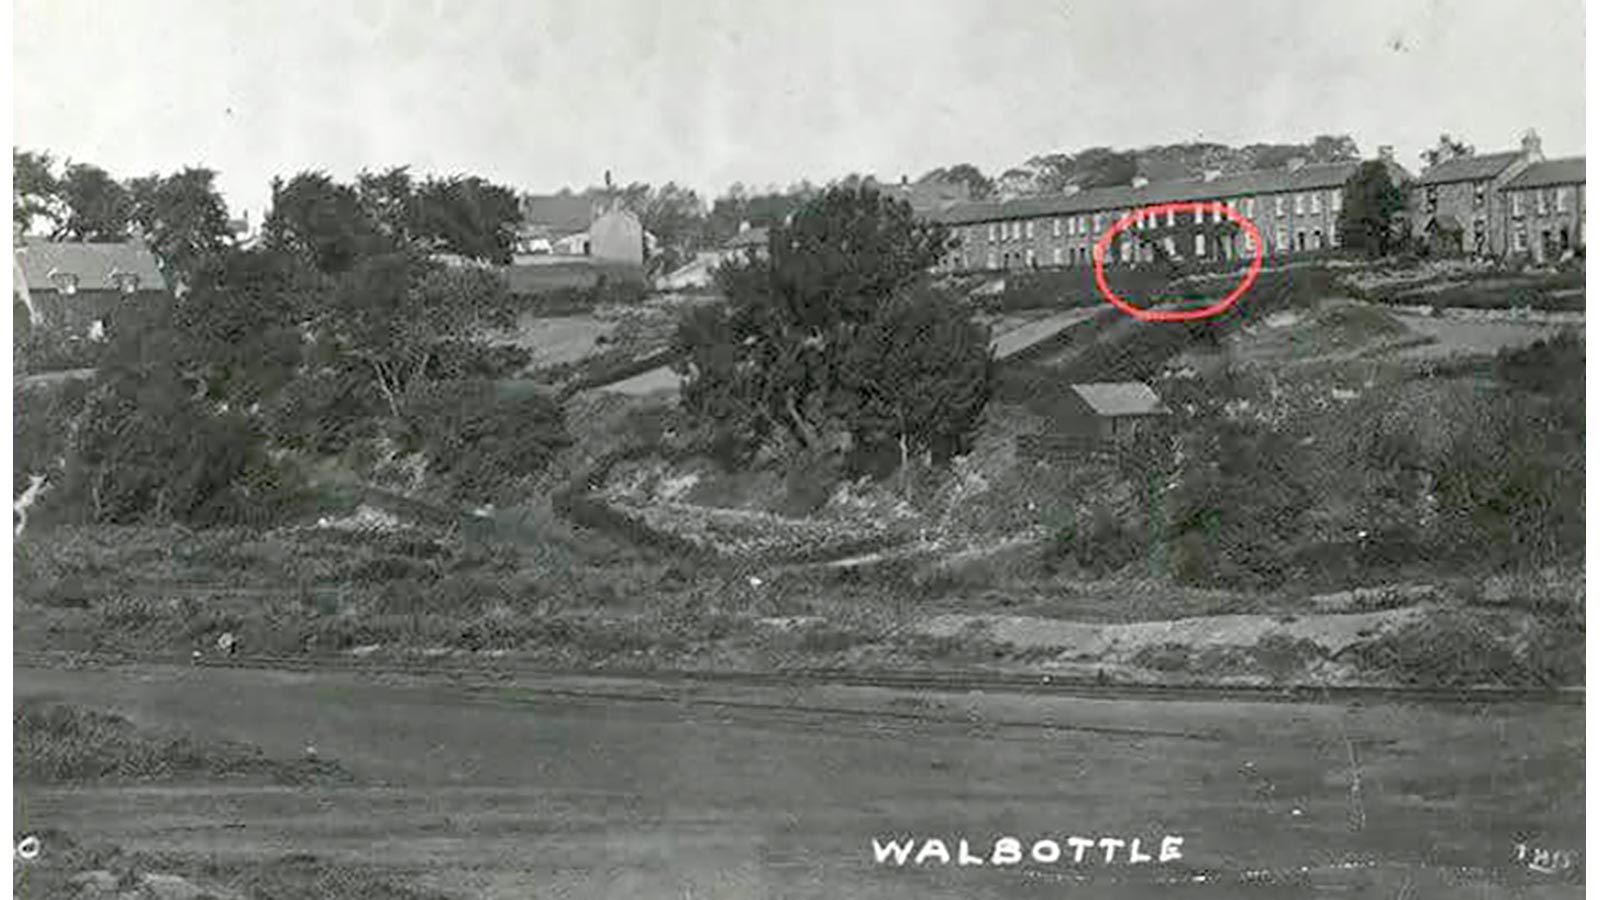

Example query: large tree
[410,175,522,264]
[676,185,991,471]
[13,149,61,235]
[56,162,133,241]
[1338,161,1408,257]
[128,168,233,285]
[264,171,384,274]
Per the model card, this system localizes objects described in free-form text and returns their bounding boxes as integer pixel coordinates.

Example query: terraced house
[1500,156,1586,263]
[1412,130,1546,257]
[931,153,1412,273]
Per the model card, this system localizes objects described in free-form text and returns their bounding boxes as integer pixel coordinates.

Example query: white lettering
[1128,838,1153,863]
[957,840,985,867]
[915,839,951,865]
[1067,836,1095,863]
[1160,836,1185,862]
[872,838,915,866]
[1099,837,1127,864]
[1031,840,1062,863]
[991,837,1023,865]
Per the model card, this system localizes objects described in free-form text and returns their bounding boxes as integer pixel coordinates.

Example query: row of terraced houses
[927,130,1584,273]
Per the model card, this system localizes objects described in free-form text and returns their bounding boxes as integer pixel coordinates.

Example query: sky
[12,0,1587,221]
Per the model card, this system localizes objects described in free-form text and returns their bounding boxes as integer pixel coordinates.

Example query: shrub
[396,379,571,500]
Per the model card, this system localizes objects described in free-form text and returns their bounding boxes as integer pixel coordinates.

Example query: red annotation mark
[1092,201,1265,322]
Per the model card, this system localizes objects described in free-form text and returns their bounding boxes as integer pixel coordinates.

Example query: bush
[396,379,571,500]
[261,367,382,454]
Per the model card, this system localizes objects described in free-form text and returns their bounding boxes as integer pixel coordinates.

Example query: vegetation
[1338,160,1409,257]
[675,185,994,475]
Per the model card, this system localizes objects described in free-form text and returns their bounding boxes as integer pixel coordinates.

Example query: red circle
[1091,201,1265,322]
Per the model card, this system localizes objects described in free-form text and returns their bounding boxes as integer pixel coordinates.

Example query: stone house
[13,237,170,336]
[1500,157,1586,263]
[1411,130,1544,257]
[929,154,1412,273]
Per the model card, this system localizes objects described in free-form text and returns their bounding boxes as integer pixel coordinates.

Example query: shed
[1056,382,1170,442]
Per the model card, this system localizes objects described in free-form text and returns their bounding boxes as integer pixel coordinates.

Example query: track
[15,648,1583,707]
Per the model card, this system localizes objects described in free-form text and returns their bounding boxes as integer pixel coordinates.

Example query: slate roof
[1414,151,1522,186]
[520,194,596,235]
[1071,382,1169,418]
[1503,157,1586,189]
[929,160,1409,226]
[14,239,168,293]
[726,226,770,249]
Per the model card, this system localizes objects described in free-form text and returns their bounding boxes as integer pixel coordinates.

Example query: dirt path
[13,663,1582,898]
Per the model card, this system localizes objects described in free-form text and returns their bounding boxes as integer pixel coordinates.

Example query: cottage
[1059,382,1170,443]
[1500,156,1586,262]
[1412,130,1544,257]
[13,237,169,336]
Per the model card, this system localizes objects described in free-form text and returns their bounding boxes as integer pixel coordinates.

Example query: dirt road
[14,664,1583,898]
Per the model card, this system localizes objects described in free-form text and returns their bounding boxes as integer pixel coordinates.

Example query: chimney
[900,174,909,187]
[1378,145,1395,163]
[1131,175,1150,189]
[1521,128,1544,162]
[1285,157,1307,172]
[1202,168,1222,182]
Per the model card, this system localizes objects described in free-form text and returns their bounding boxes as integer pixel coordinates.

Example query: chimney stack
[1521,128,1544,162]
[1378,145,1395,163]
[1285,157,1307,172]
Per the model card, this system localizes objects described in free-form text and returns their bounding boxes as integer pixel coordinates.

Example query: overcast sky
[13,0,1586,220]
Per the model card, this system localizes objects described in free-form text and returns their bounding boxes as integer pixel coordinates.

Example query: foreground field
[14,662,1583,899]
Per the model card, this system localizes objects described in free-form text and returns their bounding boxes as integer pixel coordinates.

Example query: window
[112,272,140,294]
[1093,214,1104,232]
[1193,206,1204,224]
[1512,192,1524,217]
[1026,248,1036,267]
[1294,193,1305,215]
[1310,193,1322,214]
[987,250,998,269]
[988,223,998,242]
[1537,191,1549,216]
[1119,238,1132,263]
[1426,186,1438,214]
[1166,208,1175,227]
[1296,231,1307,252]
[1330,191,1341,213]
[1025,220,1035,239]
[1212,202,1222,223]
[1473,183,1486,208]
[1311,230,1323,250]
[1194,233,1206,256]
[1275,196,1286,217]
[1276,229,1289,253]
[1514,229,1528,252]
[1052,247,1062,265]
[1557,187,1570,213]
[1163,236,1176,257]
[1053,218,1061,237]
[48,271,79,295]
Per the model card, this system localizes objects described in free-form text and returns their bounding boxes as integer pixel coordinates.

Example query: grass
[14,698,350,785]
[13,832,451,900]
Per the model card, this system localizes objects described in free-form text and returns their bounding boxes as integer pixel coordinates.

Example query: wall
[590,210,645,266]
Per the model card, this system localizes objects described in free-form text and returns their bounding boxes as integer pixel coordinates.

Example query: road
[14,663,1584,898]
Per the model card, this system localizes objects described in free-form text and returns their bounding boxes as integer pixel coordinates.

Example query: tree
[315,253,520,417]
[128,168,233,285]
[411,175,522,264]
[926,164,995,201]
[1338,161,1408,257]
[263,171,384,274]
[56,163,133,241]
[1421,133,1475,168]
[676,185,988,473]
[1307,134,1362,162]
[833,286,995,469]
[356,166,417,241]
[632,182,706,274]
[13,149,60,235]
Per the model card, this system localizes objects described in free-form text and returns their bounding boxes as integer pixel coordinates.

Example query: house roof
[14,238,168,293]
[1503,157,1586,189]
[520,194,595,235]
[928,160,1407,226]
[1071,382,1168,417]
[726,226,770,249]
[1414,151,1522,186]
